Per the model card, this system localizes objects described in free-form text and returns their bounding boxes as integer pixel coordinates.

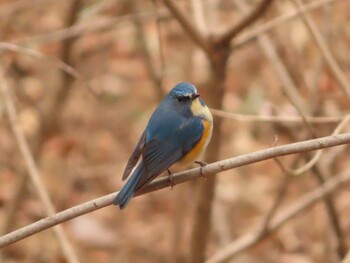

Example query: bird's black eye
[177,96,190,103]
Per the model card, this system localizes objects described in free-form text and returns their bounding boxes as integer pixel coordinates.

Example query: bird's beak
[192,93,200,100]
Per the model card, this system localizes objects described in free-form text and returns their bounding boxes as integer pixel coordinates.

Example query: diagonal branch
[0,66,80,262]
[233,0,339,49]
[1,132,350,248]
[131,0,165,101]
[0,42,95,96]
[161,0,211,54]
[290,0,350,101]
[206,167,350,263]
[216,0,274,46]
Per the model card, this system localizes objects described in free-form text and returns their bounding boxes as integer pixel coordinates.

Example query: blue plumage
[113,82,212,209]
[114,162,145,209]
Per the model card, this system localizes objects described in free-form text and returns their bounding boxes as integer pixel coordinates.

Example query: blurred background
[0,0,350,262]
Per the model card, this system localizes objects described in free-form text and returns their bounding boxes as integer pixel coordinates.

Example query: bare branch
[342,250,350,263]
[0,0,71,17]
[216,0,274,46]
[235,0,311,114]
[161,0,211,54]
[211,108,343,124]
[190,0,208,34]
[12,11,165,46]
[0,42,96,96]
[131,0,164,101]
[292,115,350,175]
[206,167,350,263]
[256,173,290,236]
[290,0,350,101]
[0,66,80,263]
[1,132,350,248]
[9,0,338,52]
[151,0,167,93]
[233,0,339,49]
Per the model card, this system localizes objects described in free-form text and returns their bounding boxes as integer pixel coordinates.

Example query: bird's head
[168,82,200,104]
[166,82,211,121]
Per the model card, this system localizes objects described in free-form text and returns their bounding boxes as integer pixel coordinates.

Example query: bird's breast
[180,118,213,164]
[190,98,213,122]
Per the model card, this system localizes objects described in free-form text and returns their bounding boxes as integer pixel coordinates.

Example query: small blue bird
[113,82,213,209]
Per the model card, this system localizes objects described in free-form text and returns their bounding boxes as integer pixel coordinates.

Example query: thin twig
[292,115,350,175]
[190,0,208,34]
[342,250,350,263]
[290,0,350,101]
[0,0,71,17]
[274,115,350,178]
[216,0,274,46]
[131,0,164,101]
[235,0,310,114]
[80,0,114,17]
[151,0,166,91]
[233,0,340,49]
[8,0,339,51]
[206,167,350,263]
[1,132,350,248]
[267,1,349,252]
[237,1,347,257]
[257,139,296,235]
[2,2,84,248]
[11,11,168,46]
[0,67,80,263]
[256,172,290,236]
[0,42,96,96]
[211,108,343,124]
[283,97,348,258]
[161,0,211,54]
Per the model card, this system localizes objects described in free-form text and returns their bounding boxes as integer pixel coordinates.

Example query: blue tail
[113,163,144,209]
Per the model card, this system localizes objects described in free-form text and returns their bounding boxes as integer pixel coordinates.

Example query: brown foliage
[0,0,350,262]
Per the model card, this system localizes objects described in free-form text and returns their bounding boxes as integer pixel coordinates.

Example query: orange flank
[181,119,212,164]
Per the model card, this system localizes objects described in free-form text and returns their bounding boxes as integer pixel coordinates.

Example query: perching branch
[1,132,350,248]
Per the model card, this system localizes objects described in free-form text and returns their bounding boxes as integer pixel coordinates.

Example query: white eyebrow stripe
[191,85,197,94]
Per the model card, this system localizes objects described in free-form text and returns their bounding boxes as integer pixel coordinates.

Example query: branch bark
[161,0,211,53]
[206,167,350,263]
[1,132,350,248]
[290,0,350,102]
[216,0,274,46]
[0,66,80,263]
[233,0,339,48]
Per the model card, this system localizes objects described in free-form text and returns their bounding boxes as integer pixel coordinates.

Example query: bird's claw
[195,161,208,180]
[167,169,175,190]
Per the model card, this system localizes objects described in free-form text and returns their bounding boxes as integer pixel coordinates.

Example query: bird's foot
[194,161,208,180]
[167,169,175,190]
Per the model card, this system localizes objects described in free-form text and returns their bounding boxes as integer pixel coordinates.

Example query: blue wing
[114,101,204,209]
[134,109,204,191]
[121,131,146,181]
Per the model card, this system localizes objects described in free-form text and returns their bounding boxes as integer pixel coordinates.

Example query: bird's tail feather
[113,163,144,209]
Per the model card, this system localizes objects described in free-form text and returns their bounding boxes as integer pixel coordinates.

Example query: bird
[113,82,213,209]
